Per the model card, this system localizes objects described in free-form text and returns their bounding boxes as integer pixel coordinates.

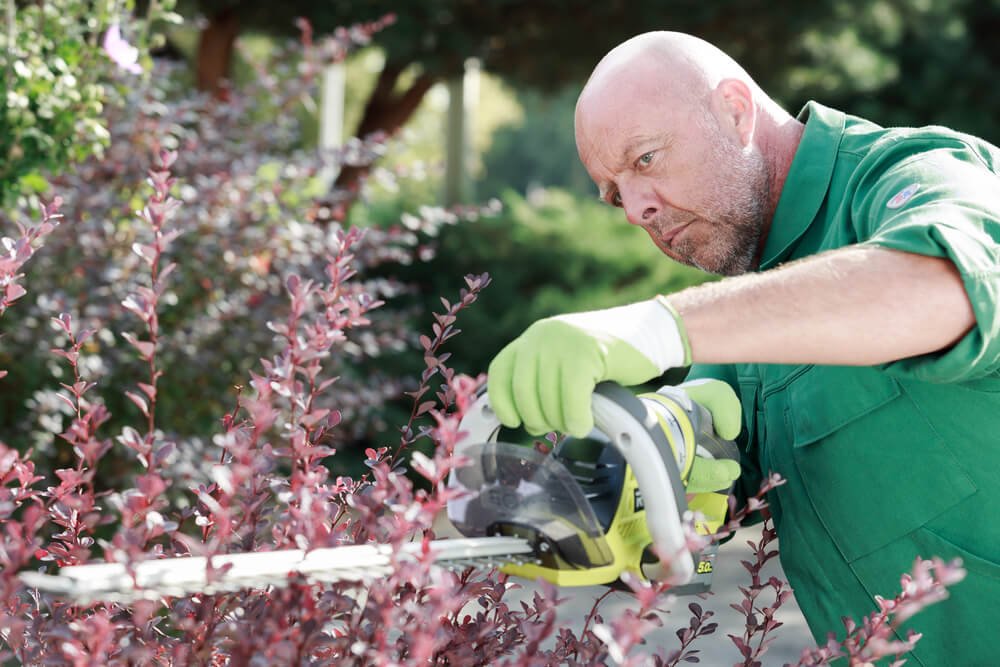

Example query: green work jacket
[687,102,1000,666]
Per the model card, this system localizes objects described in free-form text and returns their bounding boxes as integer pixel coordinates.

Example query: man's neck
[765,112,806,218]
[755,108,806,265]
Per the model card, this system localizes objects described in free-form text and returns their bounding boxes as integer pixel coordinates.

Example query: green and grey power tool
[445,381,740,593]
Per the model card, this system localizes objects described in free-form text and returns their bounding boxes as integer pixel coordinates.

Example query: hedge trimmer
[20,382,739,602]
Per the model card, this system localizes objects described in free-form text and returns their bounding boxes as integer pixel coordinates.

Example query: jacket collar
[758,101,846,270]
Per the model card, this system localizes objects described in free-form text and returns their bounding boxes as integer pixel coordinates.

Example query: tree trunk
[332,63,438,196]
[196,8,241,99]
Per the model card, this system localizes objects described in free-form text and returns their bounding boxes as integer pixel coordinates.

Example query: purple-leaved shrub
[0,17,498,487]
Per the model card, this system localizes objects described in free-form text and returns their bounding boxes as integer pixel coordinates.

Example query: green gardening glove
[657,378,743,534]
[488,297,692,437]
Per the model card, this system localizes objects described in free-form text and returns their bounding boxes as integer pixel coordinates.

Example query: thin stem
[581,589,615,637]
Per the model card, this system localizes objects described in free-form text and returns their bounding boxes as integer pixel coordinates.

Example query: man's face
[576,84,771,276]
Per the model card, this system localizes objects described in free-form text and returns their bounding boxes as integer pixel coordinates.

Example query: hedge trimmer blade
[18,537,534,603]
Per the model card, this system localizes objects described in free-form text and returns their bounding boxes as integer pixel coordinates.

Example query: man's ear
[712,79,756,147]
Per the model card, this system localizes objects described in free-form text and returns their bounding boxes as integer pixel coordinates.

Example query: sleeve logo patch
[886,183,920,209]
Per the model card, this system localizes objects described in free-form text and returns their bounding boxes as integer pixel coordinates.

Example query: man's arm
[669,245,975,366]
[486,245,977,436]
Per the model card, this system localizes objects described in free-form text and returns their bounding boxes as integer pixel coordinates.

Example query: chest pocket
[787,365,977,563]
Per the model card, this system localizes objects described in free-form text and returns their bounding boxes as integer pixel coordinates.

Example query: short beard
[698,161,769,276]
[683,119,771,276]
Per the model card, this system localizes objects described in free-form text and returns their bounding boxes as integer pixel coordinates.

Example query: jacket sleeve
[853,145,1000,384]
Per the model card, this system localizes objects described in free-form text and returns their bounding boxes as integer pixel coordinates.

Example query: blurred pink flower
[102,24,142,74]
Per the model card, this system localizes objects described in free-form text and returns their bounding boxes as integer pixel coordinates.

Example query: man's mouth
[661,220,693,247]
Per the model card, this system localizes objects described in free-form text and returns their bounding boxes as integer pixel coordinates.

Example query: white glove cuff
[557,297,691,371]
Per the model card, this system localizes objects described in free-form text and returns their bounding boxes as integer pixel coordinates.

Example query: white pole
[443,58,480,206]
[319,62,346,184]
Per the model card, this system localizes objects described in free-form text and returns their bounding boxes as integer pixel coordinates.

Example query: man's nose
[620,181,660,226]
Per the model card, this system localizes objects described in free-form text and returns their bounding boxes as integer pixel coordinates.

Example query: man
[487,31,1000,665]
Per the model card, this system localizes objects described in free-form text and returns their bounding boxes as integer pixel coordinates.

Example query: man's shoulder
[804,102,1000,161]
[840,114,1000,173]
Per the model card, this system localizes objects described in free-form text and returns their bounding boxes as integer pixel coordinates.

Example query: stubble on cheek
[667,222,709,269]
[696,221,762,275]
[652,220,748,275]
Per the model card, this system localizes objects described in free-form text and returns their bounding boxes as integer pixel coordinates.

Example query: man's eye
[638,151,655,166]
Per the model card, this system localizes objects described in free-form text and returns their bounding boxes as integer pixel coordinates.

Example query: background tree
[790,0,1000,143]
[184,0,857,196]
[184,0,1000,163]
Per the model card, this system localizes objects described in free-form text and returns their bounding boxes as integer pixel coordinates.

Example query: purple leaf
[55,393,77,412]
[126,390,149,417]
[153,442,175,468]
[131,242,157,264]
[121,332,155,360]
[53,313,72,334]
[727,635,752,659]
[5,283,26,302]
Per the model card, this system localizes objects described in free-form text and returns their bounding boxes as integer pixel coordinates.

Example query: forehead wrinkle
[593,134,652,199]
[576,127,618,199]
[620,131,672,165]
[588,129,674,201]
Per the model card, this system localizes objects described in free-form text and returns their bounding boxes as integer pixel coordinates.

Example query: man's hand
[649,379,743,534]
[487,297,691,437]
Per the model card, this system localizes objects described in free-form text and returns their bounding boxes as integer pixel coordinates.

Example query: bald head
[578,32,760,116]
[573,32,802,275]
[576,31,767,142]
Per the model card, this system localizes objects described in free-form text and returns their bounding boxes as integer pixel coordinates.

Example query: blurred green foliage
[0,0,177,206]
[186,0,853,89]
[477,87,593,200]
[781,0,1000,144]
[354,187,712,380]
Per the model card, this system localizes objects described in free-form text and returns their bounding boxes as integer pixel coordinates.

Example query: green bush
[363,187,714,379]
[476,86,593,200]
[0,0,176,205]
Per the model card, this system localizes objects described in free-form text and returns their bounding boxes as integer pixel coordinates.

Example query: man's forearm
[667,245,976,366]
